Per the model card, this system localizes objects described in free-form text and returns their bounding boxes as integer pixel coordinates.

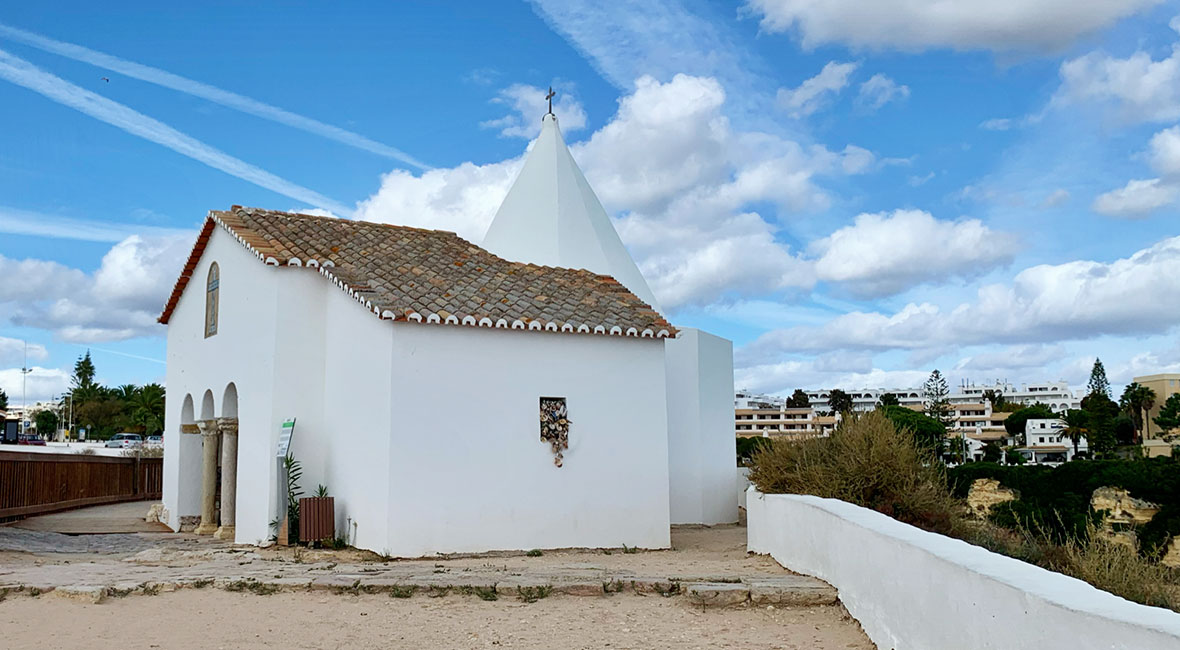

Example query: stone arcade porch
[181,417,238,540]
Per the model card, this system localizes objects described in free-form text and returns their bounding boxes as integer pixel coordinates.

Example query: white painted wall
[747,489,1180,650]
[320,287,394,552]
[665,328,737,524]
[385,325,670,557]
[164,229,281,538]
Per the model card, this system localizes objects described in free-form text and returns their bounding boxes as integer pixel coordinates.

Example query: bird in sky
[100,77,109,82]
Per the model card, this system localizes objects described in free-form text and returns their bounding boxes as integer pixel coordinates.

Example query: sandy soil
[0,589,873,650]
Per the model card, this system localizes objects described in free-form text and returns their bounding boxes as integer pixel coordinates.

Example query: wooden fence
[0,450,162,520]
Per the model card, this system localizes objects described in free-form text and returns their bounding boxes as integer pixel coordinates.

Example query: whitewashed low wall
[747,489,1180,650]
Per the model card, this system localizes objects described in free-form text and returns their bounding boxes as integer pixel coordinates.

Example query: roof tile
[158,207,675,339]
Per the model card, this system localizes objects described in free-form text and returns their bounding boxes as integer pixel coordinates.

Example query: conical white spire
[482,114,661,311]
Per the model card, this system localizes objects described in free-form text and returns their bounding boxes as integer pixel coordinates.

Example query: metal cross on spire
[546,87,555,116]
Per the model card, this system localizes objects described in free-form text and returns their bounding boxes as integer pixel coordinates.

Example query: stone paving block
[629,577,681,596]
[684,582,750,608]
[52,585,107,604]
[308,574,368,591]
[746,576,838,606]
[551,581,604,597]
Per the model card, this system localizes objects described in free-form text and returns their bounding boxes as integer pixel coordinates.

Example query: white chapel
[160,111,735,555]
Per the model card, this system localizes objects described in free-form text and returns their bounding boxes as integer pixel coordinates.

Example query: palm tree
[129,384,166,436]
[1062,409,1089,456]
[1119,383,1157,444]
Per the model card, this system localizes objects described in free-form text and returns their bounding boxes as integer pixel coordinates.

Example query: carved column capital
[196,419,219,438]
[179,423,200,435]
[216,417,239,436]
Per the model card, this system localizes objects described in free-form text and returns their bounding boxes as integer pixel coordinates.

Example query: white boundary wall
[747,489,1180,650]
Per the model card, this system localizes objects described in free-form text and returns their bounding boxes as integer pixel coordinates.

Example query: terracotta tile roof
[159,207,675,339]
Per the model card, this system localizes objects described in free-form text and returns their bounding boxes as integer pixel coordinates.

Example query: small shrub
[389,585,417,599]
[621,544,638,554]
[473,586,498,601]
[749,411,959,533]
[525,549,542,557]
[516,585,552,603]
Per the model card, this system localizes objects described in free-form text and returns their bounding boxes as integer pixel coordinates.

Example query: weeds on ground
[621,544,639,554]
[525,549,542,557]
[516,585,552,603]
[389,585,417,599]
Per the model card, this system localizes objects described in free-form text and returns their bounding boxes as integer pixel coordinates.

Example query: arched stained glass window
[205,263,219,337]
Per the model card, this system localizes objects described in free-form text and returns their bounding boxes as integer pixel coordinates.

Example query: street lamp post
[19,341,31,437]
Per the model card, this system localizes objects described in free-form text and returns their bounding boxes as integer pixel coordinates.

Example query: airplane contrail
[0,48,353,217]
[0,21,432,171]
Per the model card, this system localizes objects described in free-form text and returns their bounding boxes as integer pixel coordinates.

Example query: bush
[947,457,1180,553]
[736,436,771,466]
[878,405,946,451]
[748,411,958,533]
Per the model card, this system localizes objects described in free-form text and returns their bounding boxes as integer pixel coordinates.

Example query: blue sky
[3,0,1180,405]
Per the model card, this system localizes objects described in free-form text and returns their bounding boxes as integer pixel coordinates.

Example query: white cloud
[1148,125,1180,176]
[527,0,773,120]
[1092,178,1178,217]
[746,234,1180,356]
[481,84,588,138]
[0,367,70,404]
[1041,189,1071,208]
[810,210,1016,298]
[776,61,858,117]
[2,233,192,342]
[359,74,875,309]
[954,344,1067,372]
[0,338,48,366]
[0,48,352,216]
[1056,44,1180,123]
[747,0,1160,52]
[856,74,908,111]
[0,21,430,171]
[0,205,189,242]
[980,118,1012,131]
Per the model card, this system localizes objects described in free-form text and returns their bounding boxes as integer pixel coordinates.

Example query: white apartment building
[734,391,838,439]
[1021,418,1087,464]
[804,379,1080,414]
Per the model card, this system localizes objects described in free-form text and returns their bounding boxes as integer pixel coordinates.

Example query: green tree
[878,392,900,407]
[72,351,96,390]
[1153,393,1180,440]
[1081,392,1119,457]
[1086,358,1111,399]
[1061,408,1089,456]
[880,405,945,452]
[923,370,953,428]
[33,410,58,438]
[981,441,1003,463]
[982,389,1005,410]
[1118,382,1157,444]
[129,383,166,436]
[1003,404,1057,445]
[786,389,811,409]
[827,389,854,415]
[0,388,7,412]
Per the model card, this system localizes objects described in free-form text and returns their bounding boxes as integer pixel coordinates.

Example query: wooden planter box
[299,496,335,543]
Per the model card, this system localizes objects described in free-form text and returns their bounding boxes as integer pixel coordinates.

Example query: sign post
[276,419,296,545]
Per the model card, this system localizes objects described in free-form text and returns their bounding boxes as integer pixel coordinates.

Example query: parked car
[145,435,163,447]
[105,433,143,448]
[17,434,46,446]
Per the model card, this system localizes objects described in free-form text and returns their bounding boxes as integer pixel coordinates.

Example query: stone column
[195,419,220,535]
[214,418,239,541]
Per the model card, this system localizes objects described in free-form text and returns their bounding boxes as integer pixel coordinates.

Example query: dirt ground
[0,515,874,649]
[0,589,872,650]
